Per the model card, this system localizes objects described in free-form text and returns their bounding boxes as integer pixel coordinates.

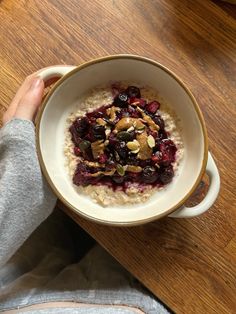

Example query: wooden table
[1,1,236,313]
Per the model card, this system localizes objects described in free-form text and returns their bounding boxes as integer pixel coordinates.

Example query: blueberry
[115,141,128,159]
[75,117,90,136]
[91,125,106,140]
[112,175,125,184]
[127,172,140,181]
[127,154,140,166]
[153,115,165,130]
[160,166,174,184]
[69,117,90,144]
[128,105,140,118]
[108,133,118,146]
[126,86,141,98]
[113,92,129,107]
[139,159,152,168]
[106,158,116,169]
[69,124,80,145]
[158,130,168,140]
[142,166,159,184]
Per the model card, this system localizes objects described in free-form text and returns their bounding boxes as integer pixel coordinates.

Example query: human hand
[3,74,44,126]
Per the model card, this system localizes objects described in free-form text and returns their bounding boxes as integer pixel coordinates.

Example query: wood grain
[1,0,236,313]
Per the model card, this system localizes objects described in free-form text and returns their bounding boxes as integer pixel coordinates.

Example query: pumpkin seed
[147,135,155,148]
[117,131,133,141]
[114,151,120,161]
[79,140,91,152]
[116,164,125,176]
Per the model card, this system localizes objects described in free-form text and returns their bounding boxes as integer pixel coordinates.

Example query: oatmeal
[64,83,183,206]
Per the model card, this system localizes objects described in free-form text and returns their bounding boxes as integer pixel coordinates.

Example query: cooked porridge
[64,83,184,206]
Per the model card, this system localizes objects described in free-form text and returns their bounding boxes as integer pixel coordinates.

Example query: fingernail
[31,77,42,88]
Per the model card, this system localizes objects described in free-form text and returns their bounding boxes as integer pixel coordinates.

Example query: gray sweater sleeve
[0,119,57,268]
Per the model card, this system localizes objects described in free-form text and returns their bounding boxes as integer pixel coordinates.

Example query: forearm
[0,119,57,268]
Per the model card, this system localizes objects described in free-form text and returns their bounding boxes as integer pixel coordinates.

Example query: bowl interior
[38,57,207,225]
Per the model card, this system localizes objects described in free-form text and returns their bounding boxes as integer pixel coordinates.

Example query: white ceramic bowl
[36,55,220,226]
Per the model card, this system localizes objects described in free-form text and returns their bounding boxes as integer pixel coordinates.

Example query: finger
[14,77,44,121]
[3,65,64,125]
[2,74,36,125]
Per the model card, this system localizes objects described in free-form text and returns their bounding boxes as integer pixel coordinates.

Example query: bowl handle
[36,65,76,81]
[169,152,220,218]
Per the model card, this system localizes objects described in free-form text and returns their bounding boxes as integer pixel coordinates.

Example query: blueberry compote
[69,85,177,191]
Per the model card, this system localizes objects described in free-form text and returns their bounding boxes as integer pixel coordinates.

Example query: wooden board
[1,0,236,313]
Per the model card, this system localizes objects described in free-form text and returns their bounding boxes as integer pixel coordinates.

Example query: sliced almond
[136,129,145,134]
[96,118,106,126]
[127,140,140,151]
[126,165,142,173]
[127,126,135,132]
[131,148,140,154]
[130,101,140,106]
[115,117,145,132]
[105,128,111,137]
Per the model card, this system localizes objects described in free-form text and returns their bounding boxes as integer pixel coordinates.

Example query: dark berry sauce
[69,85,177,192]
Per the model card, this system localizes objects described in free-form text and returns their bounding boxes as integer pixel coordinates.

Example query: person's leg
[0,209,170,313]
[42,245,171,314]
[0,208,95,310]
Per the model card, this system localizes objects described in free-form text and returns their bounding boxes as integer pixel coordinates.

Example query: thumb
[14,77,44,121]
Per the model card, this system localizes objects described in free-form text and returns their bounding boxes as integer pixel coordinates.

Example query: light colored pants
[0,210,169,314]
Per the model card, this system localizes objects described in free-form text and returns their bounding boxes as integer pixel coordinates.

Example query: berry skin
[145,101,160,114]
[113,92,129,107]
[98,154,108,164]
[126,86,141,98]
[160,166,174,184]
[153,115,165,129]
[159,139,177,165]
[91,125,106,140]
[142,166,159,184]
[74,146,81,156]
